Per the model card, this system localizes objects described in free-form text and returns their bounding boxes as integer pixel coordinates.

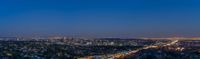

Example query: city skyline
[1,0,200,38]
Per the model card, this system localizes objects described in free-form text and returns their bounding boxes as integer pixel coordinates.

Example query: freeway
[79,40,179,59]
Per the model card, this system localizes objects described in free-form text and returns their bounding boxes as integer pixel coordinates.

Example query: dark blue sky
[1,0,200,38]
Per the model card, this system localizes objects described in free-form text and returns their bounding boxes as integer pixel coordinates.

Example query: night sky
[0,0,200,38]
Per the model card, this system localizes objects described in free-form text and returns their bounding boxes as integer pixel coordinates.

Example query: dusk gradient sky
[1,0,200,38]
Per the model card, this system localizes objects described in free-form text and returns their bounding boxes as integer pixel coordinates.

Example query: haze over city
[1,0,200,38]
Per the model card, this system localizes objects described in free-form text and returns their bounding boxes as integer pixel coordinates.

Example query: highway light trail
[79,40,179,59]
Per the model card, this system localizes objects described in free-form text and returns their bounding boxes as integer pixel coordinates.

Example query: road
[79,40,179,59]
